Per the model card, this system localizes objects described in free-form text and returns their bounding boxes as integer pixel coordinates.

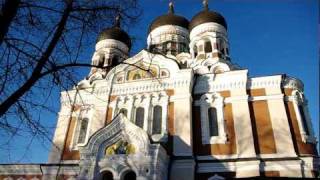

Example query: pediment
[105,50,180,83]
[79,114,150,159]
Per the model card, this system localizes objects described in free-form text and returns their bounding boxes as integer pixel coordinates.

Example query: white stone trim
[199,92,227,144]
[288,90,317,144]
[197,154,241,160]
[248,75,282,90]
[95,39,129,52]
[283,76,304,92]
[147,25,189,46]
[197,158,317,178]
[149,92,169,141]
[0,165,79,176]
[71,104,94,150]
[190,22,227,40]
[197,160,260,174]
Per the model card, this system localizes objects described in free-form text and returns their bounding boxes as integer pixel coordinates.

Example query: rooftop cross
[115,14,121,27]
[203,0,209,11]
[168,1,174,14]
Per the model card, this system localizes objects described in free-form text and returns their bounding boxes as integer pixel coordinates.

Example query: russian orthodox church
[0,1,318,179]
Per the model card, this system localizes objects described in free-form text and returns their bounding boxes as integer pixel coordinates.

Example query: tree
[0,0,141,162]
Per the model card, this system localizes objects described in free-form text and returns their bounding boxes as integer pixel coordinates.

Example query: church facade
[0,2,319,180]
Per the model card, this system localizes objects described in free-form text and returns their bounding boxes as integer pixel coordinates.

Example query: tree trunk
[0,1,73,117]
[0,0,21,45]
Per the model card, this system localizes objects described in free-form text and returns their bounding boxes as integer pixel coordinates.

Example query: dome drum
[97,27,132,49]
[147,25,189,46]
[95,39,130,54]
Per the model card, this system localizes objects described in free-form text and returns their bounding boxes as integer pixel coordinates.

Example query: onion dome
[189,0,227,31]
[148,2,189,33]
[97,15,131,49]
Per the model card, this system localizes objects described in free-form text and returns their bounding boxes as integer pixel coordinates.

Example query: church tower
[147,2,189,56]
[189,0,234,74]
[88,15,132,83]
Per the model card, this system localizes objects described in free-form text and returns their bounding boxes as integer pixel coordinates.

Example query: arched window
[102,171,113,180]
[204,41,212,53]
[111,56,120,66]
[119,108,128,117]
[193,45,198,57]
[135,107,144,128]
[208,107,218,136]
[98,56,105,67]
[133,73,141,80]
[298,105,309,135]
[77,117,89,144]
[123,171,136,180]
[219,39,224,54]
[152,106,162,134]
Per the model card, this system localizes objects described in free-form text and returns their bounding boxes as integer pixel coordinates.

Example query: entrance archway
[123,170,136,180]
[102,171,113,180]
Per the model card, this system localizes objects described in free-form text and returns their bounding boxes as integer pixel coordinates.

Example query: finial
[203,0,209,11]
[169,1,174,14]
[115,14,121,27]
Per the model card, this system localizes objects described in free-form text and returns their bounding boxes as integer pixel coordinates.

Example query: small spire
[203,0,209,11]
[115,14,121,27]
[168,1,174,14]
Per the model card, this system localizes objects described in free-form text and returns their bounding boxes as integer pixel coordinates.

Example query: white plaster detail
[95,39,129,52]
[147,25,189,46]
[289,90,317,144]
[190,22,227,40]
[199,92,227,144]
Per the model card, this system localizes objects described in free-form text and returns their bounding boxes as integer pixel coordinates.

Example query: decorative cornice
[147,25,189,45]
[95,39,129,52]
[282,76,304,92]
[190,22,227,40]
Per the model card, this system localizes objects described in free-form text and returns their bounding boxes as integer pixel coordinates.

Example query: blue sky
[0,0,318,163]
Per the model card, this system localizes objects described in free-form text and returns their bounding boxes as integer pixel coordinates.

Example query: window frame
[199,93,227,144]
[149,92,169,142]
[70,105,93,149]
[290,90,316,143]
[151,105,163,135]
[134,107,145,129]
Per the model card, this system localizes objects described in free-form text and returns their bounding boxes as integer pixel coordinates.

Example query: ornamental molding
[197,160,260,173]
[60,90,96,107]
[95,39,129,52]
[93,78,191,97]
[190,22,227,40]
[147,25,189,45]
[79,114,150,157]
[0,164,79,175]
[282,76,304,91]
[77,114,169,180]
[194,74,300,94]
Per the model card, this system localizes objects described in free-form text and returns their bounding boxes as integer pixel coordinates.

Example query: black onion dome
[148,2,189,33]
[149,14,189,33]
[97,27,131,49]
[189,8,227,31]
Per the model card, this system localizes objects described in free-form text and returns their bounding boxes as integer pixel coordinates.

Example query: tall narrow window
[208,107,218,136]
[152,106,162,134]
[298,105,310,135]
[225,47,229,55]
[77,118,89,144]
[219,39,224,53]
[205,41,212,53]
[135,107,144,128]
[194,46,198,57]
[98,56,105,67]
